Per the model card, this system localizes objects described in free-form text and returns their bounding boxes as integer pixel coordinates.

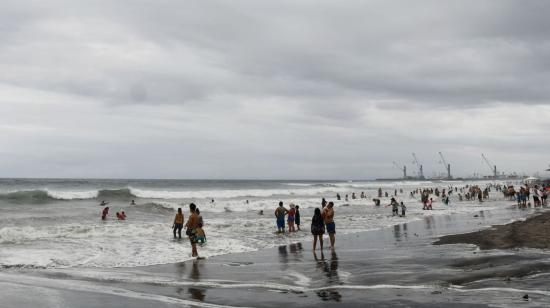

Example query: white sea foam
[0,179,525,269]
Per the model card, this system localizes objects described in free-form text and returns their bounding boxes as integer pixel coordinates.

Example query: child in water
[400,202,406,216]
[195,209,206,244]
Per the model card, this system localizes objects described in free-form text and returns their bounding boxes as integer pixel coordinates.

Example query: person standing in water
[400,202,406,216]
[287,203,296,232]
[173,208,184,239]
[185,203,200,257]
[274,201,288,233]
[311,208,325,250]
[295,205,301,231]
[322,202,336,249]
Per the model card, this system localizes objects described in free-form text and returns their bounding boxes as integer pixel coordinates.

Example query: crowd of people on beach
[95,181,549,259]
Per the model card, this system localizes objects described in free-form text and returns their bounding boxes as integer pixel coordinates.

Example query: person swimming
[101,207,109,220]
[100,200,109,206]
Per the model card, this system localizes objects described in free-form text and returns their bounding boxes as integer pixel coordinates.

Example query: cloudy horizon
[1,0,549,180]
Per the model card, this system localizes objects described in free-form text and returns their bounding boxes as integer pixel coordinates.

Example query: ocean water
[0,178,521,269]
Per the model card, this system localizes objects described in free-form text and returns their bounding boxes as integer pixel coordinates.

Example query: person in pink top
[287,203,296,232]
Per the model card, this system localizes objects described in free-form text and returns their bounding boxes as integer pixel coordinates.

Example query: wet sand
[2,206,550,307]
[434,211,550,249]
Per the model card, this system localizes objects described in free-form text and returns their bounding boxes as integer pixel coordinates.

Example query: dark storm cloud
[0,0,549,179]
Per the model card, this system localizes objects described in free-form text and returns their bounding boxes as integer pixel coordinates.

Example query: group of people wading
[173,203,206,258]
[275,199,336,251]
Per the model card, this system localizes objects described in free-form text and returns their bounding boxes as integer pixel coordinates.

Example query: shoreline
[434,210,550,249]
[2,205,550,307]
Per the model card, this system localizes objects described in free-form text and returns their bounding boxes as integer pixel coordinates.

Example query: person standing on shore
[274,201,288,233]
[322,202,336,249]
[311,208,325,250]
[173,208,184,239]
[185,203,200,257]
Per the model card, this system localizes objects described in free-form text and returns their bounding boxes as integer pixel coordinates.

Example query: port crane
[412,153,425,179]
[392,161,407,178]
[438,152,452,179]
[481,154,497,178]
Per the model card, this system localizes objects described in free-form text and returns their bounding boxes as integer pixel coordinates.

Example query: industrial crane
[481,154,497,178]
[411,153,425,179]
[392,161,407,178]
[438,152,452,179]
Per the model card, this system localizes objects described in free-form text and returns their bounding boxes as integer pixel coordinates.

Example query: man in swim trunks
[185,203,199,257]
[173,207,184,239]
[274,201,288,233]
[322,202,336,249]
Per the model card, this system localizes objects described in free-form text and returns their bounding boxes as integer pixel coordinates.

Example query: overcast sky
[1,0,549,179]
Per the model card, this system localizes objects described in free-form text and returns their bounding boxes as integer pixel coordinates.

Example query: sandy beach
[2,204,550,307]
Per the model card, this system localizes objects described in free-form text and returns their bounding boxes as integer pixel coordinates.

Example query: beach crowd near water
[97,181,550,259]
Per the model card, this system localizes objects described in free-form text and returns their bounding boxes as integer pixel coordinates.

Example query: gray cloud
[0,0,549,179]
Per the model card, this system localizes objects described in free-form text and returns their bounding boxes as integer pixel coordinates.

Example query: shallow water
[0,178,519,268]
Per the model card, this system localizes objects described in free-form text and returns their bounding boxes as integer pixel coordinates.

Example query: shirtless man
[274,201,288,233]
[173,208,184,239]
[185,203,200,257]
[322,202,336,249]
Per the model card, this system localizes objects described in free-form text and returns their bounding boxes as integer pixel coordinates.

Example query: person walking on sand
[295,205,301,231]
[311,208,325,250]
[274,201,288,233]
[173,208,184,239]
[322,202,336,249]
[185,203,200,257]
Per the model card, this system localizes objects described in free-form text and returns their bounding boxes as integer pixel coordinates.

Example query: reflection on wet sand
[278,243,304,269]
[188,260,206,301]
[424,216,435,230]
[314,250,342,302]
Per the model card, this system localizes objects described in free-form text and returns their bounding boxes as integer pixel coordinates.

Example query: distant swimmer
[378,188,382,198]
[101,207,109,220]
[336,193,341,201]
[274,201,288,233]
[100,200,109,206]
[400,202,406,216]
[211,199,215,203]
[258,210,264,215]
[130,200,136,205]
[173,208,184,239]
[372,198,381,206]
